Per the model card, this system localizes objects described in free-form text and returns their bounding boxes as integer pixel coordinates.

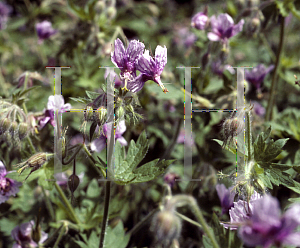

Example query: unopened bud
[68,174,80,194]
[151,210,182,246]
[10,121,18,135]
[96,107,107,126]
[116,106,125,120]
[0,118,11,134]
[95,0,106,13]
[27,153,48,168]
[32,225,42,244]
[107,6,116,19]
[18,123,29,140]
[124,104,134,114]
[84,106,94,122]
[3,131,12,146]
[247,17,260,35]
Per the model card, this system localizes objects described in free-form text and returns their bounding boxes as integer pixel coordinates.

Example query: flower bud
[247,17,260,35]
[32,224,42,244]
[116,106,125,120]
[10,121,18,135]
[151,210,182,246]
[107,6,116,19]
[68,174,80,195]
[84,106,94,122]
[3,131,12,146]
[0,118,11,134]
[95,107,107,126]
[222,115,244,148]
[124,104,134,114]
[18,122,29,140]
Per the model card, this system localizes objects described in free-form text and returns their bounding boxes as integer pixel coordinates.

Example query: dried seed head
[151,210,182,246]
[222,113,244,148]
[18,123,29,140]
[27,153,47,168]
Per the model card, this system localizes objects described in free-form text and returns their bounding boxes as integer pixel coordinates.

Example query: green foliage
[99,131,174,185]
[202,213,243,248]
[74,221,129,248]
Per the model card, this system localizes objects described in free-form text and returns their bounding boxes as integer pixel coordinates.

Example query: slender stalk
[82,144,106,177]
[62,144,83,165]
[189,200,220,248]
[127,208,159,236]
[42,186,55,222]
[166,195,220,248]
[53,224,66,248]
[175,211,202,229]
[99,181,111,248]
[26,136,36,154]
[99,123,115,248]
[246,111,252,162]
[265,17,285,122]
[54,182,81,224]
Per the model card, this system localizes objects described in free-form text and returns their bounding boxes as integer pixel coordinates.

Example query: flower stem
[82,144,106,177]
[99,123,115,248]
[246,111,252,162]
[54,182,81,224]
[127,208,159,237]
[42,186,55,222]
[166,195,220,248]
[53,224,66,248]
[265,16,285,122]
[175,211,203,229]
[26,136,36,154]
[99,181,111,248]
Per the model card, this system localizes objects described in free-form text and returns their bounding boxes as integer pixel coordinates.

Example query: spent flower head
[208,13,244,42]
[0,161,21,204]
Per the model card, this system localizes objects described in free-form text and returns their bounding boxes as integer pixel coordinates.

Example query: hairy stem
[53,224,66,248]
[99,181,111,248]
[265,16,285,121]
[246,111,252,162]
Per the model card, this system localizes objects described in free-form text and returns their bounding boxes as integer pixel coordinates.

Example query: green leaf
[69,97,88,104]
[86,90,100,100]
[18,86,41,98]
[275,0,293,17]
[213,139,245,157]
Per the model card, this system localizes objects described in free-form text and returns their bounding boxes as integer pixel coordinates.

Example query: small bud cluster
[0,100,31,148]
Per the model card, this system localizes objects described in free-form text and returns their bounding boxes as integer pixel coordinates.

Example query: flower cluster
[111,38,168,93]
[191,11,244,43]
[0,160,21,204]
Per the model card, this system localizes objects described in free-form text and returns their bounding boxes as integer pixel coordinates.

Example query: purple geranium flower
[208,13,244,42]
[216,184,235,215]
[222,191,262,230]
[91,120,127,153]
[11,220,48,248]
[164,172,180,188]
[111,38,145,82]
[174,27,197,48]
[239,195,300,248]
[176,129,195,146]
[0,161,21,204]
[39,95,71,130]
[191,11,209,30]
[245,64,275,89]
[35,21,57,44]
[0,1,12,30]
[135,45,168,93]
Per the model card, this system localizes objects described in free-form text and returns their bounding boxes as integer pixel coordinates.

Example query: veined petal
[207,32,220,41]
[155,45,167,73]
[232,19,245,37]
[126,40,145,62]
[111,38,126,68]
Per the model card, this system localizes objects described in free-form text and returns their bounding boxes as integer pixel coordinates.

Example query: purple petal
[91,136,106,153]
[117,137,128,146]
[232,19,245,37]
[283,232,300,246]
[154,45,167,75]
[207,32,220,41]
[111,38,126,68]
[0,161,7,177]
[126,40,145,62]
